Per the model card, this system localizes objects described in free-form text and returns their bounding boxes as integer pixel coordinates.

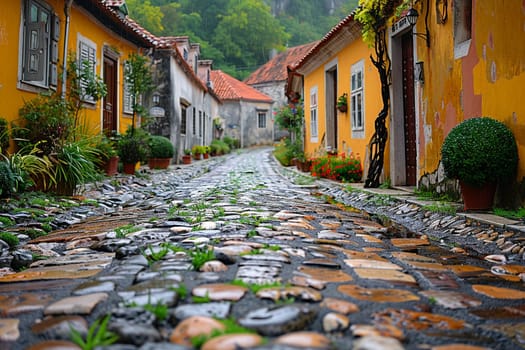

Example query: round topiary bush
[149,135,174,158]
[441,117,518,187]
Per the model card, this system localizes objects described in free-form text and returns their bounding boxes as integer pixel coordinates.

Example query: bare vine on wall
[355,0,398,188]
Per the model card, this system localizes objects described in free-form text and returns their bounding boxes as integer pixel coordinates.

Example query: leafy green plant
[0,161,16,198]
[143,301,169,321]
[192,292,211,304]
[0,216,15,227]
[310,154,362,182]
[421,203,457,215]
[125,53,153,132]
[441,117,518,187]
[114,224,140,238]
[231,279,286,294]
[0,232,19,248]
[118,128,150,164]
[493,207,525,220]
[149,135,174,158]
[337,93,348,109]
[142,245,170,263]
[70,314,118,350]
[171,284,188,300]
[190,247,215,270]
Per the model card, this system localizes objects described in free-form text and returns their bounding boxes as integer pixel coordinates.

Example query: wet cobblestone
[0,148,524,349]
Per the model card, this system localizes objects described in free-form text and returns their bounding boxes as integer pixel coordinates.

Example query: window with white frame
[453,0,472,58]
[310,87,318,140]
[123,61,133,114]
[351,61,364,131]
[21,0,59,88]
[258,111,267,128]
[78,36,97,103]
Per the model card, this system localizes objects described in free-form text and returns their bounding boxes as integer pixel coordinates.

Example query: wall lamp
[406,7,430,47]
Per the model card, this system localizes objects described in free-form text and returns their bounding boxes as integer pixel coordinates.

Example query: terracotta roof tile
[244,42,318,85]
[211,70,273,103]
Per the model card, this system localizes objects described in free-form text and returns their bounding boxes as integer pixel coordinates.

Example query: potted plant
[202,146,211,159]
[148,135,174,169]
[441,117,518,210]
[182,149,192,164]
[95,134,119,176]
[192,145,203,160]
[337,93,348,113]
[118,130,150,174]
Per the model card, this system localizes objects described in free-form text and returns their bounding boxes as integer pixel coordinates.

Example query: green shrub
[0,161,15,198]
[210,139,230,155]
[118,129,150,164]
[0,118,10,154]
[0,232,19,248]
[149,135,174,158]
[311,154,362,182]
[441,117,518,187]
[223,136,239,149]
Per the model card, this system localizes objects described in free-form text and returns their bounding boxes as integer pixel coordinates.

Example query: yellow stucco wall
[417,0,525,182]
[0,0,141,146]
[303,37,385,176]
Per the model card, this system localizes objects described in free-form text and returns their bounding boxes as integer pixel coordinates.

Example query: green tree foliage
[213,0,290,79]
[126,0,164,34]
[128,0,357,79]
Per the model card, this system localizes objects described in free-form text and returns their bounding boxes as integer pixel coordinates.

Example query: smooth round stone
[322,312,349,332]
[91,238,132,252]
[110,322,161,346]
[239,304,317,336]
[11,249,33,270]
[173,302,231,320]
[31,316,88,339]
[73,280,115,295]
[353,335,405,350]
[115,245,141,258]
[200,260,228,272]
[169,316,225,346]
[140,343,192,350]
[274,331,331,349]
[320,298,359,314]
[256,286,322,302]
[201,333,264,350]
[26,340,81,350]
[431,345,491,350]
[111,307,156,325]
[192,283,247,301]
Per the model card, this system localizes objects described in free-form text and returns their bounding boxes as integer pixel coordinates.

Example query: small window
[123,61,133,114]
[181,105,187,135]
[78,38,97,103]
[350,61,364,131]
[199,111,203,137]
[192,108,197,135]
[453,0,472,58]
[258,112,267,128]
[310,87,318,140]
[21,0,58,88]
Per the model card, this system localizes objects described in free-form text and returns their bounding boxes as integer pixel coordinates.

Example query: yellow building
[389,0,525,202]
[0,0,156,141]
[288,14,384,179]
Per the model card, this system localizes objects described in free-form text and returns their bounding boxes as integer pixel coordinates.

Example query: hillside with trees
[126,0,359,79]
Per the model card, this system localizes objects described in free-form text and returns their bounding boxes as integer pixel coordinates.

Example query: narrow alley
[1,148,524,350]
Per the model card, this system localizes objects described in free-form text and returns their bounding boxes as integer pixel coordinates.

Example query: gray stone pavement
[0,147,525,350]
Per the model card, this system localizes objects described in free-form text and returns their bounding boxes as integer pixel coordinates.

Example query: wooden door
[325,68,338,151]
[103,55,117,134]
[402,33,417,186]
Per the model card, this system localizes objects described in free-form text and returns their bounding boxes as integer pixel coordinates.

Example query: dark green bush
[118,128,150,164]
[441,117,518,187]
[0,232,19,248]
[210,139,230,155]
[0,161,15,198]
[149,135,174,158]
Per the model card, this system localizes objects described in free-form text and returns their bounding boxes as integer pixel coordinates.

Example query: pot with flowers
[95,134,119,176]
[118,128,150,175]
[148,135,174,169]
[182,149,192,164]
[337,93,348,113]
[441,117,518,210]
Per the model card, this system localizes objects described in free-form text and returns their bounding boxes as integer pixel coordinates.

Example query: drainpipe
[61,0,74,99]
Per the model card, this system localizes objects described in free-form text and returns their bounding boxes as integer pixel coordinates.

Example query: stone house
[244,42,318,140]
[211,70,273,148]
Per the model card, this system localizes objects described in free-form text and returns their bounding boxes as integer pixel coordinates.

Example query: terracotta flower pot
[123,162,137,175]
[459,181,497,211]
[148,157,171,169]
[182,155,192,164]
[103,156,119,176]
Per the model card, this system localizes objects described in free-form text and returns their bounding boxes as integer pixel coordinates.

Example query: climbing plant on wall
[354,0,409,188]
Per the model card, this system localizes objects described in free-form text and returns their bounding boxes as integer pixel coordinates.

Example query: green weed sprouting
[70,314,118,350]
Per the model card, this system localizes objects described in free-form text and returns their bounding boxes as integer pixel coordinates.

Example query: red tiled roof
[244,42,319,85]
[211,70,273,103]
[76,0,158,47]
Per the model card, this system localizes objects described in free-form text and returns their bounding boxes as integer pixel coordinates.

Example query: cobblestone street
[1,148,525,350]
